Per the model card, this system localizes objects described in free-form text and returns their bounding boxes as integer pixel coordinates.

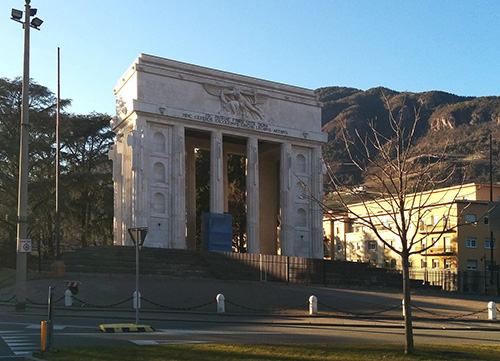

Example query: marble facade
[109,54,327,258]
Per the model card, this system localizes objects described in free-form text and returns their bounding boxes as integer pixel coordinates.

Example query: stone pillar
[108,143,122,246]
[246,137,260,254]
[210,131,224,214]
[311,146,324,259]
[186,146,197,250]
[171,124,186,249]
[129,123,147,229]
[280,142,293,256]
[223,150,229,213]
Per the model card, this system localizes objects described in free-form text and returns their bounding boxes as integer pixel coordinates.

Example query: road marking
[26,324,66,330]
[131,340,208,345]
[1,333,38,356]
[157,329,281,335]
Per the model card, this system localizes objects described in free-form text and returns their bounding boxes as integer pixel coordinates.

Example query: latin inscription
[181,112,289,135]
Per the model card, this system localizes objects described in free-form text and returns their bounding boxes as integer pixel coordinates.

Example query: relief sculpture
[204,83,266,120]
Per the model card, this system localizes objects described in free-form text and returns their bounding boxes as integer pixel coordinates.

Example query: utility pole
[11,0,43,311]
[489,132,495,292]
[51,47,66,276]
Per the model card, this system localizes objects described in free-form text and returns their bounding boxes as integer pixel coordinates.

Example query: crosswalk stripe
[1,334,38,356]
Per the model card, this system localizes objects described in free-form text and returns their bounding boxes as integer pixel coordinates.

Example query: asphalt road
[1,305,500,360]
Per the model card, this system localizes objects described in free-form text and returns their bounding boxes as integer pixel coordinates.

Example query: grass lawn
[35,343,500,361]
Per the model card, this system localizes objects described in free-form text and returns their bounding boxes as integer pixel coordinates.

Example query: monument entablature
[110,54,327,258]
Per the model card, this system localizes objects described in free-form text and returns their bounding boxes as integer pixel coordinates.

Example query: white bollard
[402,299,405,317]
[309,295,318,315]
[216,293,225,313]
[133,291,141,310]
[488,301,497,320]
[64,289,72,307]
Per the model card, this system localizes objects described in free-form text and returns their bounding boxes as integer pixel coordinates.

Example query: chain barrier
[2,291,495,321]
[0,295,15,303]
[71,296,133,308]
[225,299,309,313]
[411,305,488,319]
[26,295,64,306]
[141,297,215,311]
[317,300,402,317]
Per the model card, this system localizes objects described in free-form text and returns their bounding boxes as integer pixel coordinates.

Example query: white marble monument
[109,54,327,258]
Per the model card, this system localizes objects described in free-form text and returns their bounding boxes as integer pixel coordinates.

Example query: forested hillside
[317,86,500,188]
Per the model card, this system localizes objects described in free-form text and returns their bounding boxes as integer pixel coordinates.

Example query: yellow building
[323,183,500,291]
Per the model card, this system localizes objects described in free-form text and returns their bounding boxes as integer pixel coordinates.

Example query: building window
[431,237,439,248]
[444,259,452,269]
[408,260,413,268]
[421,259,427,268]
[443,237,451,252]
[390,259,397,269]
[432,259,440,269]
[368,241,377,251]
[465,214,477,224]
[466,237,477,248]
[485,238,496,250]
[466,259,478,270]
[484,215,489,225]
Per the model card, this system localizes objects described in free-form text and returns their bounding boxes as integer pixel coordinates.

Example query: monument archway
[109,54,327,258]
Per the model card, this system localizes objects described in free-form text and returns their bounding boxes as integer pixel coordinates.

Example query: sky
[1,0,499,116]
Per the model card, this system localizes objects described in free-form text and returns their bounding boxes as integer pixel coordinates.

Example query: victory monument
[109,54,327,258]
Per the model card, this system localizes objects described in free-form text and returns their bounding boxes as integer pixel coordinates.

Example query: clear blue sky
[2,0,499,116]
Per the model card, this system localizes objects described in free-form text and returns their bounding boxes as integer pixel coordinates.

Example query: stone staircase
[34,246,419,290]
[38,246,215,278]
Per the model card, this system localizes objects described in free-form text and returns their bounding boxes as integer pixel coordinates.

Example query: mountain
[316,86,500,187]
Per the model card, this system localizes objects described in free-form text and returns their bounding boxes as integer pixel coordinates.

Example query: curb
[99,323,155,333]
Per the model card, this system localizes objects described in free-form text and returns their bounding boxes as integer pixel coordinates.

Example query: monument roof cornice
[115,54,320,108]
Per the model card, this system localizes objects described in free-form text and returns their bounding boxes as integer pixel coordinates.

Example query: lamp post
[127,227,148,324]
[11,0,43,311]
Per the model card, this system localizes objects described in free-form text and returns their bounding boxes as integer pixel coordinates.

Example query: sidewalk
[1,271,499,328]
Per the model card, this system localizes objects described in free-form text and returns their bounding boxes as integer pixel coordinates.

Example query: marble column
[185,146,197,250]
[311,145,324,259]
[171,124,186,249]
[246,137,260,254]
[210,131,224,214]
[279,142,293,256]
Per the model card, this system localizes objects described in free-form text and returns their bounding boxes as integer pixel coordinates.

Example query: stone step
[36,246,214,279]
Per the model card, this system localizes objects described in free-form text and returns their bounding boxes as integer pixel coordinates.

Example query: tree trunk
[402,252,414,355]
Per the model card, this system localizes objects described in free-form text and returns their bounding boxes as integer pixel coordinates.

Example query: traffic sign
[18,238,32,253]
[128,227,148,247]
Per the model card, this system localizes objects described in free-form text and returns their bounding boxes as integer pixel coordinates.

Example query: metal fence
[409,268,499,294]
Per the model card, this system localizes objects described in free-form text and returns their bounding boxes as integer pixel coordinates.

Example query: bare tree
[322,94,465,355]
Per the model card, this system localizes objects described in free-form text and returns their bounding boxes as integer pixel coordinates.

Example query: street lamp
[128,227,148,324]
[11,0,43,311]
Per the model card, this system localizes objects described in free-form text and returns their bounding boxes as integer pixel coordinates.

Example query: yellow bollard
[40,321,47,351]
